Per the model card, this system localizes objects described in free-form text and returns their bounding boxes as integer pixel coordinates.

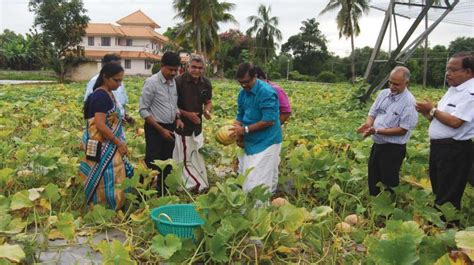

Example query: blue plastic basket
[150,204,205,239]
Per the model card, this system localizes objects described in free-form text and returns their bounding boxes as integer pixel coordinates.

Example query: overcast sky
[1,0,473,56]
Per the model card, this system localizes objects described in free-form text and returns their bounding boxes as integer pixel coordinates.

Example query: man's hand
[236,135,244,148]
[357,123,371,134]
[182,110,201,124]
[176,119,184,130]
[123,114,135,125]
[415,100,434,114]
[362,127,376,138]
[203,109,212,120]
[229,124,245,138]
[160,128,175,142]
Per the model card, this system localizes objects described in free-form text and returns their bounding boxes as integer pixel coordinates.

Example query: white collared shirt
[429,78,474,140]
[369,88,418,144]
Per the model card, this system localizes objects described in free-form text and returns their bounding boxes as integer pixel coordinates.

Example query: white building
[74,10,175,79]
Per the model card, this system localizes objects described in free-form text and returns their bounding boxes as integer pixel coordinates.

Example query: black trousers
[144,122,176,195]
[429,139,473,209]
[368,143,406,196]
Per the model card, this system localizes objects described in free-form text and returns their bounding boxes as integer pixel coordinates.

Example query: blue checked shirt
[368,88,418,144]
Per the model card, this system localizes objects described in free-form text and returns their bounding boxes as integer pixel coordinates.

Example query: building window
[126,39,133,46]
[101,37,111,46]
[88,37,94,46]
[145,60,152,70]
[124,59,131,69]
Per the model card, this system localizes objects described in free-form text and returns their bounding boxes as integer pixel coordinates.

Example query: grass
[0,70,57,81]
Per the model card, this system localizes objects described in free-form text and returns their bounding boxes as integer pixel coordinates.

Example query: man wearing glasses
[357,66,418,196]
[139,51,184,195]
[416,52,474,212]
[231,63,282,193]
[173,55,212,193]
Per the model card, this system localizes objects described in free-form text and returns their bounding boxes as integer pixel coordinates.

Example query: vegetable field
[0,78,473,264]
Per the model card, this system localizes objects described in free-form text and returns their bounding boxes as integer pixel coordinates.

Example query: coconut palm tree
[246,4,282,64]
[173,0,236,58]
[320,0,370,83]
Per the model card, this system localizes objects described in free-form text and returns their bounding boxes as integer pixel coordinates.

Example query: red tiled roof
[84,50,162,60]
[116,10,160,29]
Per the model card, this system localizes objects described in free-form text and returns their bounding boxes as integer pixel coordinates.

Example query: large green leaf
[249,208,272,240]
[366,221,425,265]
[278,204,306,232]
[311,206,333,220]
[455,230,474,260]
[56,213,75,240]
[0,168,15,184]
[84,205,115,225]
[44,183,60,203]
[98,240,136,265]
[150,234,182,260]
[370,192,395,217]
[10,190,33,211]
[367,235,420,265]
[0,243,25,263]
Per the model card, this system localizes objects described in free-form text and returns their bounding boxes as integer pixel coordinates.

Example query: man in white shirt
[416,52,474,211]
[357,66,418,195]
[84,54,132,123]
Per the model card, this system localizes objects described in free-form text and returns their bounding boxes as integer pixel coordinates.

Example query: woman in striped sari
[79,63,133,210]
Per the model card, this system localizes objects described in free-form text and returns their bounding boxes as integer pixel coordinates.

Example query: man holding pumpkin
[231,63,282,193]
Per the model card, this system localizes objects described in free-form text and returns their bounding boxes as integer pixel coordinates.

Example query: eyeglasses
[238,78,253,85]
[164,66,179,72]
[445,68,465,73]
[190,65,204,70]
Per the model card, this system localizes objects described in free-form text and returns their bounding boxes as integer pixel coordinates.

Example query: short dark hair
[452,52,474,72]
[254,66,267,80]
[161,51,181,67]
[236,63,256,79]
[102,54,121,64]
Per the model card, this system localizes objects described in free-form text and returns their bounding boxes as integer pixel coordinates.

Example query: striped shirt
[369,88,418,144]
[139,71,178,124]
[429,78,474,140]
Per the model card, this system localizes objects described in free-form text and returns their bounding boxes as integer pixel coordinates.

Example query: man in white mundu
[231,63,282,193]
[173,55,212,192]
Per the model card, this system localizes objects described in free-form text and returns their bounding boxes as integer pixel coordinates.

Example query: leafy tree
[29,0,89,82]
[246,4,282,64]
[173,0,236,58]
[448,37,474,55]
[215,29,253,77]
[0,29,50,70]
[281,18,329,76]
[320,0,370,83]
[266,53,292,80]
[163,24,193,53]
[343,46,388,83]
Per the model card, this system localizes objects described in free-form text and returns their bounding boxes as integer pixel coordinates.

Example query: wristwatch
[244,126,249,134]
[429,107,437,117]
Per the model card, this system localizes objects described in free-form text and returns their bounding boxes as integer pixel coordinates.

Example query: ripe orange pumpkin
[216,125,235,146]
